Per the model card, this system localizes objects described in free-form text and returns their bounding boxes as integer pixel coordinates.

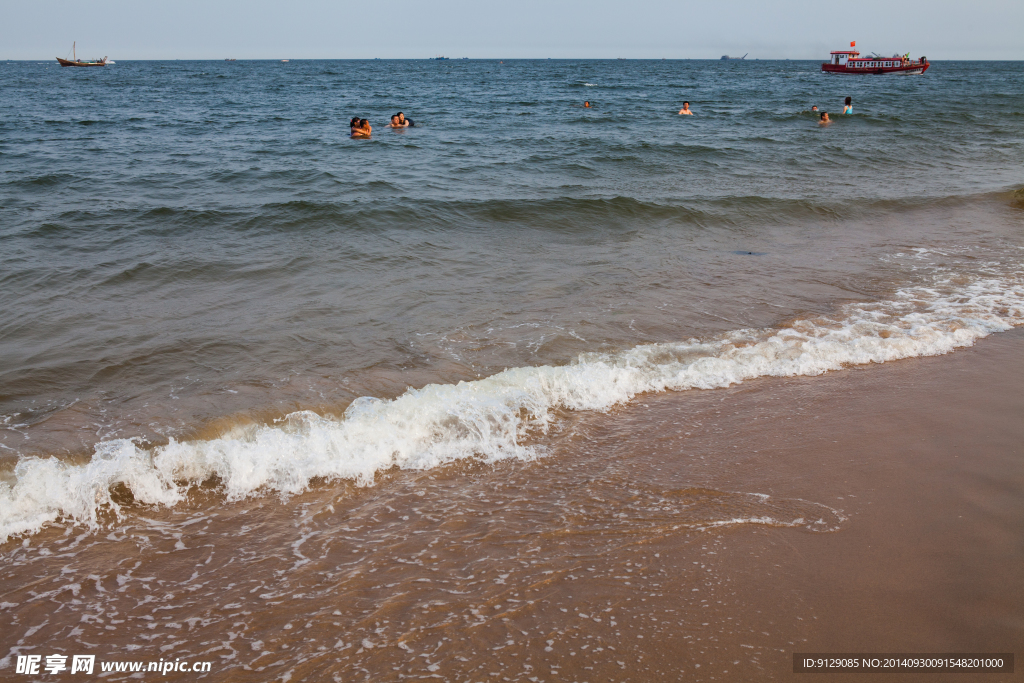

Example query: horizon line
[7,57,1023,62]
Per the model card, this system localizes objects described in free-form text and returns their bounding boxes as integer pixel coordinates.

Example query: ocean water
[0,59,1022,678]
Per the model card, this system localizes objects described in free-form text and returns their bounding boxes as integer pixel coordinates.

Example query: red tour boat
[822,42,929,75]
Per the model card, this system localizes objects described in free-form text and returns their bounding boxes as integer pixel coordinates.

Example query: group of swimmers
[351,96,853,136]
[350,112,415,137]
[812,97,854,125]
[676,96,853,124]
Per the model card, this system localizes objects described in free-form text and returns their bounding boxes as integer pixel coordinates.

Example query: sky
[2,0,1022,60]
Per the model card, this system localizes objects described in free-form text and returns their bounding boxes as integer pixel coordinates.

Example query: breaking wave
[1,269,1022,544]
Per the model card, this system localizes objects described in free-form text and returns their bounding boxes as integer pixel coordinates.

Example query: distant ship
[822,42,929,75]
[56,42,107,67]
[720,53,747,60]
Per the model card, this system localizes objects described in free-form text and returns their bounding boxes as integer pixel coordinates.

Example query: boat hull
[821,62,929,75]
[56,57,106,67]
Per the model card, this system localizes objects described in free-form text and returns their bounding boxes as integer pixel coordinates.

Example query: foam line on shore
[1,271,1022,543]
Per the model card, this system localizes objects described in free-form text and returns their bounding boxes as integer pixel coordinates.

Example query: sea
[1,59,1022,681]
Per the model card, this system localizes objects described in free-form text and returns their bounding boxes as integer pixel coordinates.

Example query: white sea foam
[1,272,1022,543]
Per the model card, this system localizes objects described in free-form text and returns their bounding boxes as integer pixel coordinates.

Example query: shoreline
[1,328,1020,680]
[5,253,1021,543]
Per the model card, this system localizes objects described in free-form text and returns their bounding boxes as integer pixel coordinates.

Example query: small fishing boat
[822,42,929,75]
[56,42,107,67]
[720,54,748,60]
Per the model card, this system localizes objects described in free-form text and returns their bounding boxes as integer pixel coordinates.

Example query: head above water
[845,96,852,105]
[397,112,406,122]
[350,117,360,127]
[811,105,818,111]
[584,101,591,107]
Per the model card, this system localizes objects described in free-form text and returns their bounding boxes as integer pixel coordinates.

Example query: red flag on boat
[850,41,856,47]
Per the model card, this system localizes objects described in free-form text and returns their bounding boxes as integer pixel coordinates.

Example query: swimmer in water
[351,118,371,137]
[584,101,591,108]
[397,112,414,127]
[819,112,830,126]
[678,102,693,115]
[811,105,818,112]
[387,114,406,129]
[843,96,853,115]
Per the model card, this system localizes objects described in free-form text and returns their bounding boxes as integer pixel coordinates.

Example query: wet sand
[2,329,1021,681]
[591,328,1024,682]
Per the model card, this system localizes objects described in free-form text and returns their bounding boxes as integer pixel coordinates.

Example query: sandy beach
[4,329,1020,681]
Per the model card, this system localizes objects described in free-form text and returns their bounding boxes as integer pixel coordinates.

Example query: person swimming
[819,111,830,126]
[843,97,853,115]
[351,118,371,137]
[397,112,414,127]
[584,101,591,108]
[387,114,406,129]
[678,102,693,115]
[811,105,818,112]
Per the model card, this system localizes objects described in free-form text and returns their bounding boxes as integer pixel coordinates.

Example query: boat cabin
[829,50,859,66]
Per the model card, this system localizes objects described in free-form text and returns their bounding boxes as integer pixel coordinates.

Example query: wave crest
[1,271,1021,543]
